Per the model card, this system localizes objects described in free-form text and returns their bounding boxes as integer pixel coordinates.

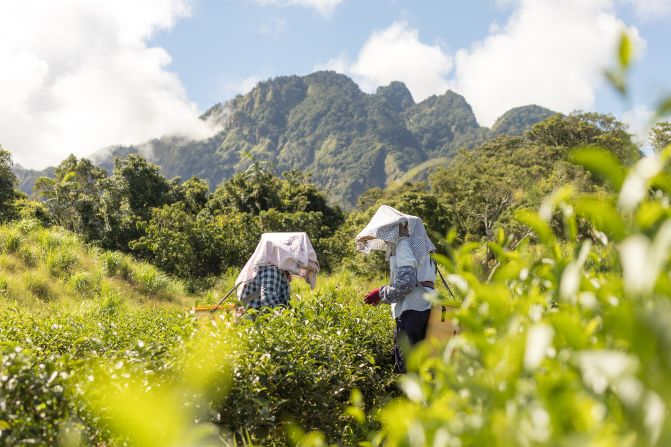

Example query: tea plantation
[4,146,671,446]
[0,220,396,446]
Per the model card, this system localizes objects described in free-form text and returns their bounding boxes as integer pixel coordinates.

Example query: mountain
[13,164,55,194]
[20,72,556,205]
[491,105,555,136]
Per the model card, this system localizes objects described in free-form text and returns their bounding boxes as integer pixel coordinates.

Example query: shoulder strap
[436,266,459,303]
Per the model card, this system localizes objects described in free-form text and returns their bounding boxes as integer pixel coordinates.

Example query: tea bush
[0,257,398,446]
[219,287,395,444]
[0,306,197,445]
[359,146,671,447]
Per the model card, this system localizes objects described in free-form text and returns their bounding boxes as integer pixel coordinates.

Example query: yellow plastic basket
[187,302,237,319]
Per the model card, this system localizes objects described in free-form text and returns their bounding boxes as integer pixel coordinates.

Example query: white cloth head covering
[235,232,320,297]
[355,205,436,261]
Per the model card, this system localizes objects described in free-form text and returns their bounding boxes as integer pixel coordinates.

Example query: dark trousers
[393,309,431,373]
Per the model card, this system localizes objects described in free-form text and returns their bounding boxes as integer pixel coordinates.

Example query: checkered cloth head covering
[355,205,436,261]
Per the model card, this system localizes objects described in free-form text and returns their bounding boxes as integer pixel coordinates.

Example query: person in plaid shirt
[235,233,320,311]
[239,264,292,309]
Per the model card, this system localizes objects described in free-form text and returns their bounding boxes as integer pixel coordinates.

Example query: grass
[0,220,189,313]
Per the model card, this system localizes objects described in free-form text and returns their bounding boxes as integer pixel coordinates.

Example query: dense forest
[12,72,554,206]
[2,112,659,287]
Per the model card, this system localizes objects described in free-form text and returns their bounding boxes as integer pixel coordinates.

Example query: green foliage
[100,251,131,278]
[129,263,176,299]
[219,283,395,444]
[23,272,53,300]
[650,122,671,153]
[34,155,106,241]
[68,271,102,299]
[209,162,285,215]
[14,197,52,225]
[0,253,395,446]
[132,163,344,280]
[605,32,635,95]
[0,148,19,222]
[429,112,639,246]
[0,220,185,307]
[0,226,22,253]
[98,154,176,250]
[173,176,210,214]
[45,249,79,279]
[362,147,671,447]
[0,306,197,446]
[4,39,668,447]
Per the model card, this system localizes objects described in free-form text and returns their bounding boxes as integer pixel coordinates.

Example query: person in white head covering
[356,205,437,373]
[236,232,319,309]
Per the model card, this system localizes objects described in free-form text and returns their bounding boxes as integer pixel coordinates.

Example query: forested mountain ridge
[0,111,644,282]
[14,71,554,205]
[12,164,55,195]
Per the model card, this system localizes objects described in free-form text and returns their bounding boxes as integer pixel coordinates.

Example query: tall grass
[0,220,188,310]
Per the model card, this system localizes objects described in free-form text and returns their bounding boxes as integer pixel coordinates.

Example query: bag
[425,303,460,341]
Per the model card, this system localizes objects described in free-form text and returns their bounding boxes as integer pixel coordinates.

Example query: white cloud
[350,22,452,101]
[314,22,453,102]
[0,0,218,169]
[255,0,345,15]
[621,0,671,21]
[314,53,350,73]
[622,105,655,147]
[317,1,644,127]
[450,0,643,126]
[220,75,265,100]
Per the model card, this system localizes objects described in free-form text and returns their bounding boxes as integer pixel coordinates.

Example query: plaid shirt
[240,265,291,309]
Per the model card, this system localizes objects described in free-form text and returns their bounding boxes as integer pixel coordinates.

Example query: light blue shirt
[380,237,436,319]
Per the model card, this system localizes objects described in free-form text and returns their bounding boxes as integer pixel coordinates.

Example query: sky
[1,0,670,169]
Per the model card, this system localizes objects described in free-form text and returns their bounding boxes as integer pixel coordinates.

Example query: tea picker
[357,205,440,373]
[190,232,320,318]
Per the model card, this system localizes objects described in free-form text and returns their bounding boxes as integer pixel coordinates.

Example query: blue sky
[150,0,671,118]
[1,0,670,167]
[151,0,508,108]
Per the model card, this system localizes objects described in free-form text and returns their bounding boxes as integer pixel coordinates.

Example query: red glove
[364,288,381,305]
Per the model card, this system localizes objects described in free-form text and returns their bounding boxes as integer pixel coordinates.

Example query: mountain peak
[491,105,556,136]
[375,81,415,113]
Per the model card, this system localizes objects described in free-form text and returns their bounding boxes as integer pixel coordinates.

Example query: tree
[174,177,210,214]
[99,154,174,250]
[279,170,344,230]
[651,122,671,152]
[207,161,283,215]
[429,113,638,247]
[130,203,261,279]
[34,155,106,240]
[526,112,640,165]
[0,148,18,222]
